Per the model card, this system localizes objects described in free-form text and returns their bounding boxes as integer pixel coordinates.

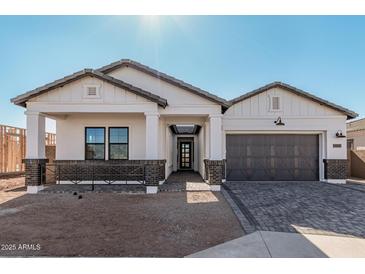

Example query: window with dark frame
[85,127,105,160]
[109,127,129,160]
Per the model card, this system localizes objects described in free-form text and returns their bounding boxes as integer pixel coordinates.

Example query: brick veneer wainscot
[323,159,348,179]
[53,160,166,184]
[23,159,49,186]
[204,159,225,185]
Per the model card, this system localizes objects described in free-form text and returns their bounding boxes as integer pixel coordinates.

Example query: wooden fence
[0,124,56,174]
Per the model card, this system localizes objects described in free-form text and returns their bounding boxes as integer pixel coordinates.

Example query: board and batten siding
[56,113,146,161]
[107,66,222,115]
[225,87,340,117]
[28,76,154,106]
[223,87,348,181]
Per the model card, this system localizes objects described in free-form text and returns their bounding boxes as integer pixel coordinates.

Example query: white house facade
[11,59,358,193]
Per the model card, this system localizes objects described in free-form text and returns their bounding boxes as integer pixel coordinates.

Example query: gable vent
[272,96,280,110]
[87,87,97,96]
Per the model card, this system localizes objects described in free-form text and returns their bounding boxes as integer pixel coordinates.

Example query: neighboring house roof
[97,59,231,110]
[347,118,365,132]
[11,69,168,108]
[230,81,358,120]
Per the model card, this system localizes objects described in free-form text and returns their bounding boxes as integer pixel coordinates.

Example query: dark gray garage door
[226,134,319,181]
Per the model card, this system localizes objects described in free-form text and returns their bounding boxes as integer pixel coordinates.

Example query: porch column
[145,112,160,159]
[209,114,223,160]
[205,114,224,191]
[24,111,48,194]
[144,112,160,194]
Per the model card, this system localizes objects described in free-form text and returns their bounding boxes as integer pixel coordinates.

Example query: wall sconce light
[274,117,285,126]
[336,130,346,138]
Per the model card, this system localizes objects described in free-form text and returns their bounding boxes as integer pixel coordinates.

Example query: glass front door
[179,142,192,169]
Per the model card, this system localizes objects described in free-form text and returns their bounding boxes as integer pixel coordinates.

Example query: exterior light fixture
[336,130,346,138]
[274,117,285,126]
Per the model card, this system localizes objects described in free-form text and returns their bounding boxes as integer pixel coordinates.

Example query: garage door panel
[226,134,319,181]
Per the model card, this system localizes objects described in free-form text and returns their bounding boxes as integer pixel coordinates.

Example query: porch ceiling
[169,124,201,135]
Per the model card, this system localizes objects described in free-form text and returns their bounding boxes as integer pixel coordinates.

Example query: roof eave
[97,59,230,110]
[230,82,358,120]
[10,69,168,109]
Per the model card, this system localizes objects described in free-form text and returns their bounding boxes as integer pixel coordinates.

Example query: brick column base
[23,159,49,193]
[144,160,166,186]
[204,160,225,187]
[323,159,348,183]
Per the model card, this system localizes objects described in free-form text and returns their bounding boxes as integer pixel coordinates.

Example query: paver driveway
[224,181,365,238]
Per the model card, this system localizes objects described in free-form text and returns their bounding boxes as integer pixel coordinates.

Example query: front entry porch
[22,112,226,194]
[160,171,210,192]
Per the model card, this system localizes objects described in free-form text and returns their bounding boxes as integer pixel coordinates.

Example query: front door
[179,142,192,169]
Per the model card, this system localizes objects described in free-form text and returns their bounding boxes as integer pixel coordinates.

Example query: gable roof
[97,59,230,110]
[347,118,365,132]
[11,69,168,108]
[230,81,358,119]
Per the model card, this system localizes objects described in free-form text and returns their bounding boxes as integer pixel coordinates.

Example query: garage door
[226,134,319,181]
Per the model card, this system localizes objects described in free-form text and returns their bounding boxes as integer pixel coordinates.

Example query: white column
[209,114,223,160]
[25,111,46,159]
[204,121,210,160]
[145,112,160,159]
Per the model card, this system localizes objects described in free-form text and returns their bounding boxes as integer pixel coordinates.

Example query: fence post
[92,164,95,191]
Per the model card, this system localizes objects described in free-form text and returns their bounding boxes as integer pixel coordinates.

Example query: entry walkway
[159,171,210,192]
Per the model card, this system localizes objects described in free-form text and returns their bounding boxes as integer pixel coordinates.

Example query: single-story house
[347,118,365,150]
[11,59,358,193]
[347,118,365,179]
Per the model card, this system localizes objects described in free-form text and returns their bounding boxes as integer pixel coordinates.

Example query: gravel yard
[0,190,243,257]
[0,176,25,192]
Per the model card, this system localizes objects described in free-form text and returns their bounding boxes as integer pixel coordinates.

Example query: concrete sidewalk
[187,231,365,258]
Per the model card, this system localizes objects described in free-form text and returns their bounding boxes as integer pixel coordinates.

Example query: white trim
[24,110,46,117]
[27,102,158,113]
[58,180,143,185]
[27,185,44,194]
[225,130,324,134]
[224,115,346,120]
[324,179,346,184]
[209,185,221,191]
[319,133,325,181]
[146,186,158,194]
[144,112,160,117]
[83,84,101,99]
[209,114,223,118]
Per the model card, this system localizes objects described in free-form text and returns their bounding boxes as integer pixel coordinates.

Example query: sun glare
[141,15,161,27]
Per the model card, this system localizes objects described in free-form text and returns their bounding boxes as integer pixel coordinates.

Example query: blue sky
[0,16,364,132]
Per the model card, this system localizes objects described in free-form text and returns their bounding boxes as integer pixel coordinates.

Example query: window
[109,127,129,160]
[271,96,281,111]
[85,127,105,160]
